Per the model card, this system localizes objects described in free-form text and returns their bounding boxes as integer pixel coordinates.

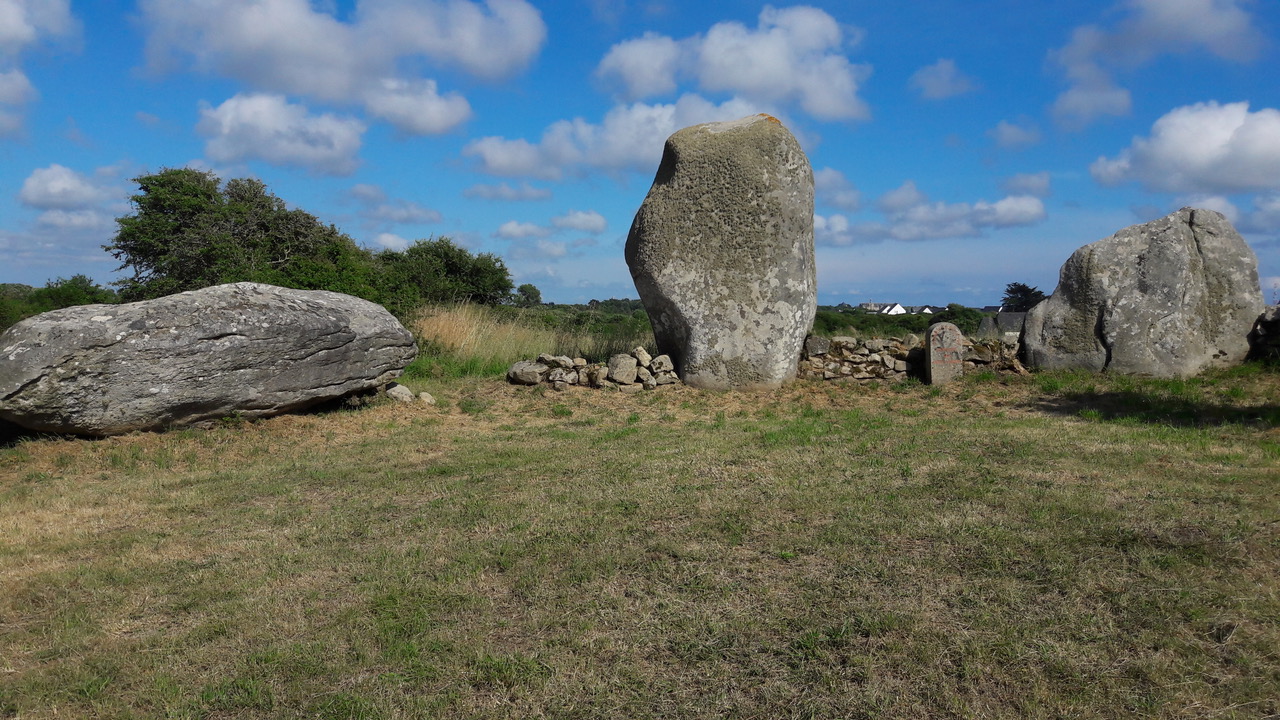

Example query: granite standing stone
[625,114,816,390]
[927,322,965,385]
[974,316,998,341]
[1023,208,1263,377]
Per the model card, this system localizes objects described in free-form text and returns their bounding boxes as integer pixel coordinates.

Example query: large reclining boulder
[0,282,417,435]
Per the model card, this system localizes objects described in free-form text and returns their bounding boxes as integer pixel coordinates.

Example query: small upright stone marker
[927,322,965,385]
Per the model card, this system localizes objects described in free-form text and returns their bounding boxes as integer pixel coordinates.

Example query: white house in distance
[858,302,907,315]
[857,302,943,315]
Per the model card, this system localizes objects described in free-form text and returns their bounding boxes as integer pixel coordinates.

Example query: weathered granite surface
[0,282,417,435]
[1023,208,1263,377]
[625,114,816,390]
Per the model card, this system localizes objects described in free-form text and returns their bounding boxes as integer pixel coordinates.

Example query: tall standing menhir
[625,114,817,390]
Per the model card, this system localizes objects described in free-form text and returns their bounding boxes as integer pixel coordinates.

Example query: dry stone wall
[798,331,1026,384]
[510,327,1039,392]
[507,347,680,392]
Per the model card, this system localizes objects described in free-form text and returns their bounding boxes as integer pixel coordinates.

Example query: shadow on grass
[0,388,387,449]
[1029,388,1280,428]
[0,418,39,448]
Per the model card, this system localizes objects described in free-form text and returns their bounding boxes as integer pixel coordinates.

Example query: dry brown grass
[409,303,654,373]
[412,303,556,365]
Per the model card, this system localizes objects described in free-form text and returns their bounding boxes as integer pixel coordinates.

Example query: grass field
[1,366,1278,718]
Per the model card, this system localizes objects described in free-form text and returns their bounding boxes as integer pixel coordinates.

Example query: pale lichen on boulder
[625,114,817,390]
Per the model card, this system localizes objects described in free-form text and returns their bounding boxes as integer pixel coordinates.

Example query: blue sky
[1,0,1278,306]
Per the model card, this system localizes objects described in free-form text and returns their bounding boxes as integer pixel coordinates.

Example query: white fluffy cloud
[12,162,126,254]
[909,58,977,100]
[988,119,1041,149]
[1049,26,1132,128]
[971,195,1048,228]
[817,180,1046,245]
[508,238,569,261]
[595,5,870,121]
[463,94,758,179]
[197,93,366,175]
[1050,0,1263,129]
[362,79,472,135]
[0,0,76,136]
[0,0,75,59]
[1001,172,1052,197]
[1091,101,1280,193]
[1176,194,1241,223]
[877,180,927,214]
[1246,195,1280,231]
[814,167,861,212]
[373,232,409,250]
[0,69,34,106]
[18,164,107,209]
[493,209,607,241]
[139,0,544,135]
[595,31,682,100]
[552,210,607,234]
[494,220,550,239]
[462,182,552,201]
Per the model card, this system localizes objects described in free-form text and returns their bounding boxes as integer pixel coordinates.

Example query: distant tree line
[0,276,117,330]
[812,303,988,337]
[1,168,530,331]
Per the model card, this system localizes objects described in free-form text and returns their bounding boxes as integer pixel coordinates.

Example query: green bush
[927,304,986,335]
[811,309,928,337]
[0,276,117,331]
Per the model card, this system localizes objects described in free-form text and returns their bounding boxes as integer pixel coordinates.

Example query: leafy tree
[1002,282,1048,312]
[514,283,543,307]
[929,303,985,335]
[30,275,116,309]
[408,238,513,306]
[105,169,514,315]
[377,238,514,310]
[589,298,646,314]
[106,168,370,301]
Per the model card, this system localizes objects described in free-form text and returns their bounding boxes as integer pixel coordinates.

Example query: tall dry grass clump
[414,303,550,363]
[407,302,654,378]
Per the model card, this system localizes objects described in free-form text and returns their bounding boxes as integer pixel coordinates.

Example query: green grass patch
[0,367,1277,718]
